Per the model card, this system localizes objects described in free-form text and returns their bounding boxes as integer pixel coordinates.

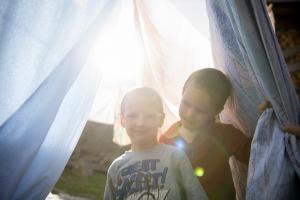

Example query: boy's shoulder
[159,143,182,151]
[215,122,244,136]
[107,152,128,172]
[159,143,188,159]
[215,122,250,148]
[108,144,186,165]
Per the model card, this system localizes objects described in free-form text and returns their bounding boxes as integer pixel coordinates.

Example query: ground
[51,167,107,200]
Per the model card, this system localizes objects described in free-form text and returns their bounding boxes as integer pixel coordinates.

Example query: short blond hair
[121,87,164,114]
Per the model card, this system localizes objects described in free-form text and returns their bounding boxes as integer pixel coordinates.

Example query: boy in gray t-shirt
[104,87,207,200]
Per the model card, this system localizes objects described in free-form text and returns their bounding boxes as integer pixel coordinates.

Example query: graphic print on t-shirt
[116,159,169,200]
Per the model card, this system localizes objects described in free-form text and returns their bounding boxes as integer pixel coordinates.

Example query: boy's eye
[124,113,161,122]
[182,100,191,108]
[144,114,157,120]
[125,114,138,120]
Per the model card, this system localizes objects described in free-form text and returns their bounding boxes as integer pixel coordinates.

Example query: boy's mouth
[181,119,202,131]
[133,129,149,133]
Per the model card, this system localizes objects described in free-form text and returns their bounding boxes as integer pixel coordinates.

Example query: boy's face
[121,95,164,147]
[179,85,217,131]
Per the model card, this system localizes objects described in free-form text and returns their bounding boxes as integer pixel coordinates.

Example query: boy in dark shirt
[159,68,251,199]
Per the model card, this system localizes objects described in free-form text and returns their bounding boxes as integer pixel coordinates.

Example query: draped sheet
[3,0,299,199]
[133,0,213,132]
[0,1,117,199]
[0,1,213,198]
[88,0,213,145]
[206,0,300,199]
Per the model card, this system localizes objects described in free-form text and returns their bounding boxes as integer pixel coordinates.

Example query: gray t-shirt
[104,144,208,200]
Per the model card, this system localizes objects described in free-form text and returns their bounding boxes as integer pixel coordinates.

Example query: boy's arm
[103,168,116,200]
[178,151,208,200]
[259,100,300,138]
[224,125,251,165]
[233,134,251,165]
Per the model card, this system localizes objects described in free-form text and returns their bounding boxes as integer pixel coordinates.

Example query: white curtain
[0,1,117,199]
[0,0,214,198]
[89,0,213,145]
[206,0,300,199]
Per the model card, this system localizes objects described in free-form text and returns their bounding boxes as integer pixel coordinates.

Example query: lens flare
[175,139,185,149]
[194,167,204,177]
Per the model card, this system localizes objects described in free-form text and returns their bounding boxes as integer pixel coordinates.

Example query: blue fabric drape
[206,0,300,199]
[0,1,117,199]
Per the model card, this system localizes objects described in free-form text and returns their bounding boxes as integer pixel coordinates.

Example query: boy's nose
[135,116,147,126]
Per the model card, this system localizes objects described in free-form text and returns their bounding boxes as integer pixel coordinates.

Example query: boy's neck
[178,126,198,143]
[131,140,159,151]
[180,121,216,143]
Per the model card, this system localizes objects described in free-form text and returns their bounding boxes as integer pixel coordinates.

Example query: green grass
[54,167,107,200]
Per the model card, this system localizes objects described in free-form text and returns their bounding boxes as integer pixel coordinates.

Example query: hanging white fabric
[206,0,300,199]
[0,1,118,199]
[88,0,213,145]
